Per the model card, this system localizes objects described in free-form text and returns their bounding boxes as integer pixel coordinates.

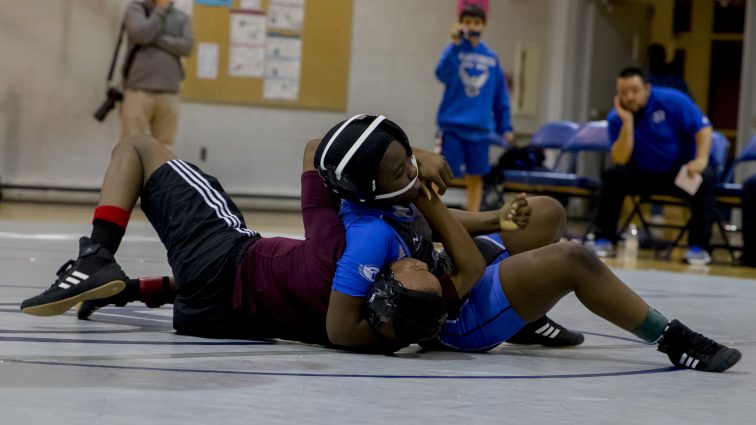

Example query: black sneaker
[20,237,128,316]
[506,316,585,347]
[76,294,130,320]
[657,319,742,372]
[76,279,140,320]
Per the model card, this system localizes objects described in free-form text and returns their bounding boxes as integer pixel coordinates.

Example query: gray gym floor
[1,218,754,425]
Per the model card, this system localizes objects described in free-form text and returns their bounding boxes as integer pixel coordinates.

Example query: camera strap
[107,2,151,85]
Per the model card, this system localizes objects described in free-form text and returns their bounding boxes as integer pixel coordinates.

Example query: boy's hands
[498,193,530,230]
[450,23,463,44]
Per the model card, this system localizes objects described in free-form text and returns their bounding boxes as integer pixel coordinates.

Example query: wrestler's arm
[412,147,529,235]
[414,185,485,298]
[303,139,320,172]
[326,291,405,353]
[325,223,408,353]
[448,197,530,235]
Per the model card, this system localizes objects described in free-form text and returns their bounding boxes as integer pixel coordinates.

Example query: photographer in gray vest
[121,0,193,147]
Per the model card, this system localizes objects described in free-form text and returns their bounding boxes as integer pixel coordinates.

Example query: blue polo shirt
[607,87,711,173]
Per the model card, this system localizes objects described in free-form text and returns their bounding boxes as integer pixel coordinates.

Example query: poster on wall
[197,42,219,79]
[263,34,301,100]
[228,12,266,77]
[239,0,262,11]
[173,0,193,16]
[267,0,305,31]
[195,0,232,6]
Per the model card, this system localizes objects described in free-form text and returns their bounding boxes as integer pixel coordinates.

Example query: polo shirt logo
[652,110,666,123]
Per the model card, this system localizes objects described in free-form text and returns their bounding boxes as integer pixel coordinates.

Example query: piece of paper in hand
[674,165,703,196]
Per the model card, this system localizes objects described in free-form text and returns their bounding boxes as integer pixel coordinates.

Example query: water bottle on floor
[623,223,639,268]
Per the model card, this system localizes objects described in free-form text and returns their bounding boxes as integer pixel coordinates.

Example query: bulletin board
[181,0,353,111]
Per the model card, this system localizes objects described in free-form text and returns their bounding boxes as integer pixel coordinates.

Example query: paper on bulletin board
[172,0,193,16]
[267,0,305,31]
[230,13,266,45]
[239,0,262,10]
[229,46,265,77]
[228,13,266,78]
[195,0,232,6]
[263,79,299,101]
[197,43,219,79]
[266,58,300,79]
[263,33,301,99]
[266,34,302,59]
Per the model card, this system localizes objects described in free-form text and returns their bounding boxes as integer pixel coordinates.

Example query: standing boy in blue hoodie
[435,4,513,212]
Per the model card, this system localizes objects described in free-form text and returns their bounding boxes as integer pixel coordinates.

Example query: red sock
[90,206,131,253]
[139,276,174,308]
[93,205,130,230]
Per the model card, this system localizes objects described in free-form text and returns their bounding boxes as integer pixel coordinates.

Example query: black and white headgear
[315,114,417,202]
[365,267,447,343]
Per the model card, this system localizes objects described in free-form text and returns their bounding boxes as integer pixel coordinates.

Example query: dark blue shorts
[441,130,491,178]
[438,234,525,352]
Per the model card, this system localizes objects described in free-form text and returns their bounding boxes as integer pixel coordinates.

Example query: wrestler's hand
[498,193,530,230]
[414,149,453,195]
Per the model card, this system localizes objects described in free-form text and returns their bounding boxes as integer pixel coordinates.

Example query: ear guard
[365,267,447,343]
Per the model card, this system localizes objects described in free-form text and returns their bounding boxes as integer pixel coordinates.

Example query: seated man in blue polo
[593,67,715,265]
[741,175,756,268]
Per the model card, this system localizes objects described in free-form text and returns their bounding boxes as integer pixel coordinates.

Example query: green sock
[631,307,669,343]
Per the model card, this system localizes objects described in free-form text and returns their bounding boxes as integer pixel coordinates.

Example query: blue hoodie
[435,39,512,137]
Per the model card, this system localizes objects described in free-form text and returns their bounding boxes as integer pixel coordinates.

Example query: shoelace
[44,259,77,293]
[677,327,722,357]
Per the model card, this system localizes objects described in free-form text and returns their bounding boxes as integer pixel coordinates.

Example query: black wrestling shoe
[20,237,127,316]
[506,316,585,347]
[76,286,135,320]
[657,319,741,372]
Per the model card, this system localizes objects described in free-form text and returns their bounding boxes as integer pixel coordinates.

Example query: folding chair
[481,121,580,209]
[712,134,756,260]
[619,131,730,259]
[498,121,611,199]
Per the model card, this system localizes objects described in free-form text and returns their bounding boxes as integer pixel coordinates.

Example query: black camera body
[93,87,124,122]
[458,28,482,39]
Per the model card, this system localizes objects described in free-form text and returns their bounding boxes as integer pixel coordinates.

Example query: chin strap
[373,155,418,200]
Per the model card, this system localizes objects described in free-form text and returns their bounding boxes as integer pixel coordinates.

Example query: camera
[458,28,482,39]
[93,87,124,122]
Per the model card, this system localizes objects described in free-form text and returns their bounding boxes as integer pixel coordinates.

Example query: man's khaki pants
[120,89,180,146]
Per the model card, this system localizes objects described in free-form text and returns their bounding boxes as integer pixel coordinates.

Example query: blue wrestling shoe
[20,237,127,316]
